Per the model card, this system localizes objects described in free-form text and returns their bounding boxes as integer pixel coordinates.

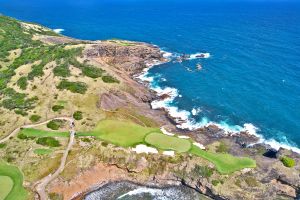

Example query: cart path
[0,116,72,143]
[35,119,75,200]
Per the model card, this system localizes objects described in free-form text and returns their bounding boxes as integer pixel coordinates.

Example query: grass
[33,148,53,155]
[79,120,159,147]
[0,176,13,200]
[19,128,69,138]
[189,145,256,174]
[19,119,256,174]
[145,132,191,153]
[78,119,255,174]
[0,161,28,200]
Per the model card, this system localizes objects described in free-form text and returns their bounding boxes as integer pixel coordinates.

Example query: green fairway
[190,145,256,174]
[79,120,160,147]
[145,132,192,153]
[33,148,53,155]
[19,128,69,138]
[0,176,13,200]
[0,162,28,200]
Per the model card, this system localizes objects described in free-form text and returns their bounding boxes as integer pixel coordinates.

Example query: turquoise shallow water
[1,0,300,151]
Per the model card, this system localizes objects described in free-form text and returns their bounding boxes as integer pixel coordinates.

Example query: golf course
[18,119,256,174]
[0,162,28,200]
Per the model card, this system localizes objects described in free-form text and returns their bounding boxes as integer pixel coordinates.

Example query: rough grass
[19,128,69,138]
[33,148,53,155]
[0,161,28,200]
[145,132,192,153]
[79,120,159,147]
[189,145,256,174]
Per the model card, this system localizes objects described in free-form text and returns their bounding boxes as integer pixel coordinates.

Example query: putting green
[34,148,53,155]
[145,132,192,153]
[0,162,28,200]
[79,120,160,147]
[190,145,256,174]
[19,128,69,138]
[0,176,13,200]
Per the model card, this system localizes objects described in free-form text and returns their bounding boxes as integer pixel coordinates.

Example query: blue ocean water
[1,0,300,151]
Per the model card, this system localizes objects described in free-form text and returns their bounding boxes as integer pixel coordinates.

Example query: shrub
[101,141,109,147]
[28,63,45,80]
[73,111,83,120]
[0,143,7,148]
[17,76,28,90]
[102,75,119,83]
[52,105,64,112]
[57,80,87,94]
[216,141,229,153]
[14,109,28,116]
[36,137,60,147]
[82,66,103,78]
[17,133,35,140]
[30,114,41,122]
[53,62,70,77]
[244,177,259,187]
[192,165,213,178]
[81,138,91,143]
[280,156,296,168]
[212,180,220,186]
[1,88,38,110]
[47,120,63,130]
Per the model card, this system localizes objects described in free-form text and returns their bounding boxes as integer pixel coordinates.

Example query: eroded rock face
[85,41,164,74]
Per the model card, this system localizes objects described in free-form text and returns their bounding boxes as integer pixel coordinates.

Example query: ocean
[1,0,300,152]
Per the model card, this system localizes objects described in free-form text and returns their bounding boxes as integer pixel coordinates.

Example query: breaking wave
[53,28,64,34]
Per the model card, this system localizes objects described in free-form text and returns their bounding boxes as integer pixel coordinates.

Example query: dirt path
[35,119,75,200]
[0,116,72,143]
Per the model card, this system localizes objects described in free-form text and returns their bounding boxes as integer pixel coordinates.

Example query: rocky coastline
[62,43,300,199]
[40,36,300,199]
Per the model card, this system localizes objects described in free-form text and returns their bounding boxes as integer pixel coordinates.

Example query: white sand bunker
[178,135,190,139]
[163,151,175,156]
[160,127,174,136]
[193,142,206,150]
[132,144,158,154]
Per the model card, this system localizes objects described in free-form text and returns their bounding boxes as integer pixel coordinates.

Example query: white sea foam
[162,51,173,59]
[117,187,164,199]
[132,144,158,154]
[189,52,211,59]
[242,123,259,136]
[191,108,202,116]
[263,139,300,154]
[53,28,64,34]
